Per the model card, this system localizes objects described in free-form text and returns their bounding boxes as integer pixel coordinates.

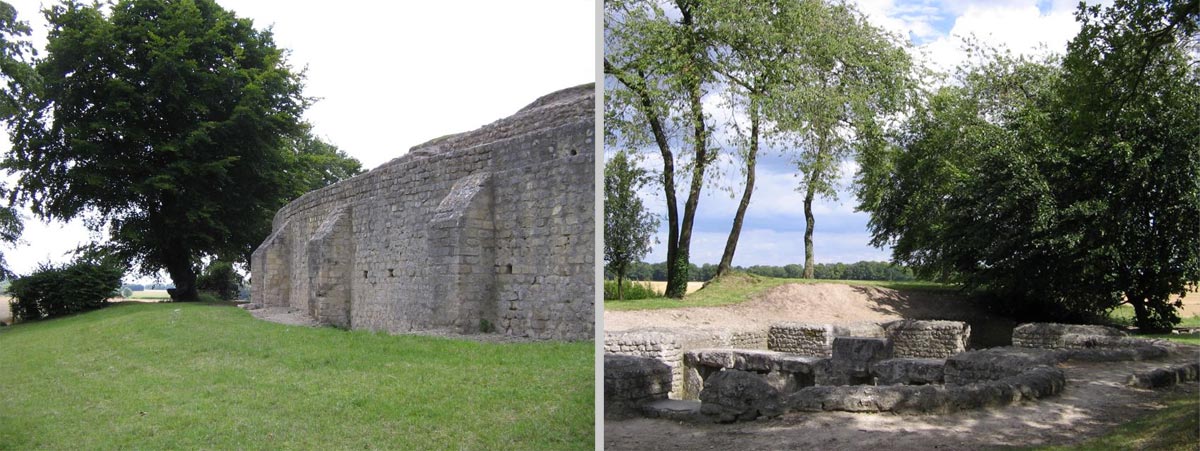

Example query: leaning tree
[3,0,360,300]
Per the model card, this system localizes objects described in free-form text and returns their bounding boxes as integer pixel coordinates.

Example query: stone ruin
[604,321,1196,421]
[249,84,594,340]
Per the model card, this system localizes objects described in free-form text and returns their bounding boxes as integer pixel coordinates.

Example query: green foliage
[7,259,123,321]
[195,260,242,300]
[602,279,661,301]
[1,0,360,302]
[0,302,593,449]
[604,150,659,300]
[857,0,1200,332]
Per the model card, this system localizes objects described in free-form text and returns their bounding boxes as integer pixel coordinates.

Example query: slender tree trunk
[666,1,709,299]
[717,98,760,278]
[803,167,817,279]
[603,59,682,300]
[616,263,626,301]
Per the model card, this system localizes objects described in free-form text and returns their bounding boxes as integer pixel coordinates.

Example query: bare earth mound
[605,283,984,333]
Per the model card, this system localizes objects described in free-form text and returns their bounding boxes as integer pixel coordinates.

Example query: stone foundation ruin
[250,84,594,340]
[604,321,1196,421]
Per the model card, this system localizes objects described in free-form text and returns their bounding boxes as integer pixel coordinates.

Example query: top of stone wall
[270,83,594,228]
[405,83,594,158]
[1013,322,1126,338]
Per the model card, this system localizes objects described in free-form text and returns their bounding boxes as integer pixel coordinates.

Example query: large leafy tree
[604,150,659,301]
[605,0,715,299]
[859,0,1199,332]
[3,0,360,300]
[0,1,36,279]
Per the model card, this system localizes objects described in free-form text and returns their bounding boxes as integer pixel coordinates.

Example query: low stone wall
[943,347,1063,384]
[604,354,672,419]
[872,358,945,385]
[788,365,1066,414]
[1012,323,1126,349]
[767,323,883,357]
[685,349,822,393]
[1127,362,1200,389]
[884,320,970,358]
[605,328,770,399]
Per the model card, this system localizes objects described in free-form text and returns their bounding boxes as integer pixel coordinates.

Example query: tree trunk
[717,98,759,278]
[616,264,626,301]
[666,2,708,299]
[164,247,199,302]
[803,169,817,279]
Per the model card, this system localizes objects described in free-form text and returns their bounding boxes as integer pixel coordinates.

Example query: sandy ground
[605,347,1200,450]
[605,283,985,333]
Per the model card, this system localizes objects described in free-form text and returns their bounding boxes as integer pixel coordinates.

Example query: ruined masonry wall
[251,85,594,340]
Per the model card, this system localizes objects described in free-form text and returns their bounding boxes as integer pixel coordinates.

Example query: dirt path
[605,283,986,333]
[605,347,1200,450]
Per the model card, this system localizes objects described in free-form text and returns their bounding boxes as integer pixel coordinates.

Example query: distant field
[640,281,704,294]
[128,289,171,300]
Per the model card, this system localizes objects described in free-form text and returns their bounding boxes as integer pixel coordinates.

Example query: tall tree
[0,1,36,278]
[703,0,809,279]
[859,0,1199,332]
[3,0,359,300]
[605,0,716,298]
[604,150,659,301]
[782,2,912,279]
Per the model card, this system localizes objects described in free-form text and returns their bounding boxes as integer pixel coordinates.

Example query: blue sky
[625,0,1105,267]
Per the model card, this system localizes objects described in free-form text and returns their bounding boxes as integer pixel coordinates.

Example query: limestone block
[699,370,785,423]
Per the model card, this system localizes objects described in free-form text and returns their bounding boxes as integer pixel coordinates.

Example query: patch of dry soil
[605,347,1200,450]
[605,283,983,333]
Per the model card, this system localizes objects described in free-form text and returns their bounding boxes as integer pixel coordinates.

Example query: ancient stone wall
[250,84,594,340]
[1012,323,1126,349]
[883,320,971,358]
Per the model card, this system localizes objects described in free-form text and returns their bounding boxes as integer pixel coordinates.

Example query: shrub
[196,261,242,300]
[603,280,662,301]
[8,260,123,321]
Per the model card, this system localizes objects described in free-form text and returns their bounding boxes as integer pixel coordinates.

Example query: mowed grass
[604,273,954,311]
[0,302,593,450]
[1033,393,1199,451]
[1107,304,1200,328]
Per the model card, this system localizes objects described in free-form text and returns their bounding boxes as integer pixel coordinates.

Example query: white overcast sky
[1,0,593,278]
[632,0,1110,268]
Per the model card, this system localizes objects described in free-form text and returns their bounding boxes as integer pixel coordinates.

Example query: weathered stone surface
[943,347,1062,385]
[684,349,821,394]
[768,322,883,357]
[1012,322,1126,349]
[251,84,594,340]
[605,354,672,419]
[606,328,771,399]
[699,370,785,423]
[872,358,945,385]
[642,399,702,421]
[883,320,971,358]
[1128,362,1200,389]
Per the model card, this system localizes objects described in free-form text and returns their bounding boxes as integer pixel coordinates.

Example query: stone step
[642,399,701,421]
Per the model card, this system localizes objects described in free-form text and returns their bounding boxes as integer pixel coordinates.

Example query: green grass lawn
[1033,393,1199,451]
[604,273,954,311]
[0,302,593,450]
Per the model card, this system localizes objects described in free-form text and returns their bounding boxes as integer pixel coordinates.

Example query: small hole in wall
[363,270,368,279]
[502,264,512,274]
[570,148,578,156]
[388,269,395,277]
